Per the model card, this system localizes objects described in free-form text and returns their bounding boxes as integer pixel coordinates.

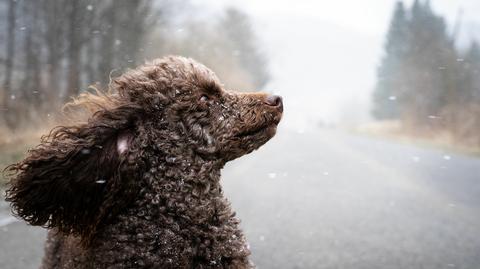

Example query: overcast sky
[193,0,480,129]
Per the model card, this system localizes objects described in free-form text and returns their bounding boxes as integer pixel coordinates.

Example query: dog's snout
[264,95,283,111]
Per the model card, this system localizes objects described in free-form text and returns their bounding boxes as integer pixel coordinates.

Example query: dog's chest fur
[43,163,252,268]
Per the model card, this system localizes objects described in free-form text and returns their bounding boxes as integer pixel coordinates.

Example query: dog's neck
[127,144,229,222]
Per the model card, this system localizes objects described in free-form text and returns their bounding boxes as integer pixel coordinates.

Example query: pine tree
[463,41,480,102]
[442,41,480,145]
[372,1,408,119]
[401,0,456,126]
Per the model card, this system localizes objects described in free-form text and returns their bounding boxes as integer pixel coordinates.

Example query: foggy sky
[193,0,480,129]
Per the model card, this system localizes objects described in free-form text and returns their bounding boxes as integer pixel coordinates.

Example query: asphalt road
[1,128,480,269]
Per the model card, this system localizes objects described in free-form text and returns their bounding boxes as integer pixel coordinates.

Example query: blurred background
[1,0,480,268]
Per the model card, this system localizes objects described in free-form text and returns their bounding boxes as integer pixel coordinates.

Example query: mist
[2,1,480,268]
[201,0,480,130]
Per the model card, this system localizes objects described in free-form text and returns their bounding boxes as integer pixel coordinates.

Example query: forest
[0,0,269,130]
[372,0,480,149]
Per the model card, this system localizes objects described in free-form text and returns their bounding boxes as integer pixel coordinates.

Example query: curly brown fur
[4,56,283,269]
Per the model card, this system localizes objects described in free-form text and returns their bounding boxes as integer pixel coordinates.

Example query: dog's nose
[265,95,283,111]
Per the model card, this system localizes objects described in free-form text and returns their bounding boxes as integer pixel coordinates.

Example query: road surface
[1,128,480,269]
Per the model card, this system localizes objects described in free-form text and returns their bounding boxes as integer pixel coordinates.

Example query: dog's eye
[199,95,209,102]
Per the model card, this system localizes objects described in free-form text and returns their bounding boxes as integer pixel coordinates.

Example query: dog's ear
[4,105,144,243]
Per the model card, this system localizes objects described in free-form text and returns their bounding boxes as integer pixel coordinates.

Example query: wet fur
[5,56,282,268]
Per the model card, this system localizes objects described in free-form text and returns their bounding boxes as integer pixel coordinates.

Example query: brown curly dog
[5,56,283,268]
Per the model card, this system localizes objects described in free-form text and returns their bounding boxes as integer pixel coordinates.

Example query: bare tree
[115,0,153,68]
[219,8,270,89]
[2,0,17,128]
[21,0,42,112]
[65,0,95,101]
[66,0,81,100]
[98,0,118,84]
[43,0,66,103]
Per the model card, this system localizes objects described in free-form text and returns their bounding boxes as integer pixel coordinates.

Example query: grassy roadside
[0,129,45,187]
[0,143,34,188]
[352,120,480,157]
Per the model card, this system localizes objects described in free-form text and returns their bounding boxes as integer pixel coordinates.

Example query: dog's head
[116,56,283,161]
[5,56,283,241]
